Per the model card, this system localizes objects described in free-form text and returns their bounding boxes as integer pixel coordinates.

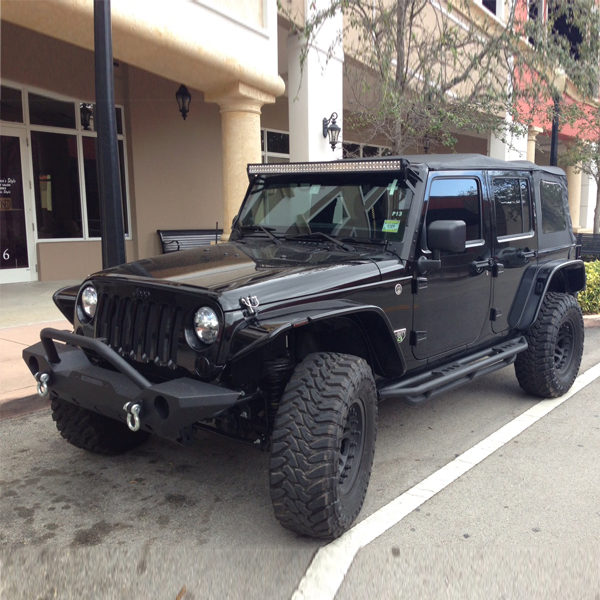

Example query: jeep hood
[94,241,392,312]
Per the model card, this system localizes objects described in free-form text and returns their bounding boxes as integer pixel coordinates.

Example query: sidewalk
[1,280,599,421]
[0,280,77,420]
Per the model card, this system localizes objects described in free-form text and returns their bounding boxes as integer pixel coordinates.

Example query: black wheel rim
[338,400,365,495]
[554,320,575,374]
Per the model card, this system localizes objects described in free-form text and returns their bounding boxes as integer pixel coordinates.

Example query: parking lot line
[291,361,600,600]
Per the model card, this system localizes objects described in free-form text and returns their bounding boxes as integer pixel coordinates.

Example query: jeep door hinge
[411,277,428,294]
[490,308,502,321]
[410,330,427,346]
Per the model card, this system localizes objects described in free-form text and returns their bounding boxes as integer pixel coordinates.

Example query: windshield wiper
[238,225,281,244]
[285,232,356,252]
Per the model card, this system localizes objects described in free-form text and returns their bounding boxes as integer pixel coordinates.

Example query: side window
[493,178,532,238]
[426,178,481,242]
[540,181,567,233]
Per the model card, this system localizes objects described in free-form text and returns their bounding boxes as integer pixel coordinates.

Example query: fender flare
[228,299,406,377]
[508,259,586,330]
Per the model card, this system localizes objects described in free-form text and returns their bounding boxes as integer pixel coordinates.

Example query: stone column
[206,83,275,239]
[527,126,543,163]
[566,165,582,231]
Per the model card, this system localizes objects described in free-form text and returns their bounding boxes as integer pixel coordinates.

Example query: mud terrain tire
[51,397,151,455]
[515,292,584,398]
[269,352,377,538]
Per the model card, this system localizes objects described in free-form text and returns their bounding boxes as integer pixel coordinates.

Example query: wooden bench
[157,229,223,253]
[576,233,600,260]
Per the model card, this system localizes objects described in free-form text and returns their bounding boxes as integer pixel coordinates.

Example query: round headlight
[194,306,220,344]
[80,286,98,319]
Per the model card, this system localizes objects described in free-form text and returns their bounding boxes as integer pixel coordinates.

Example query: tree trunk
[392,0,407,154]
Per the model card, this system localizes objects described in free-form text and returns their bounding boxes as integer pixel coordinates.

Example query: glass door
[0,128,36,283]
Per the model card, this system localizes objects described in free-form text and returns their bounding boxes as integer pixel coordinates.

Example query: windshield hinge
[411,277,428,294]
[410,331,427,346]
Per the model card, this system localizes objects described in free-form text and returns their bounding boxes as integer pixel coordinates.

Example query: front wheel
[515,292,584,398]
[269,352,378,539]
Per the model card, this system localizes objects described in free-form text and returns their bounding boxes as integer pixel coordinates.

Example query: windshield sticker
[382,220,400,233]
[309,185,321,195]
[387,179,398,195]
[391,210,403,218]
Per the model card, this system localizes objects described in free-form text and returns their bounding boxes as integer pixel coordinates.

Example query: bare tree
[282,0,599,154]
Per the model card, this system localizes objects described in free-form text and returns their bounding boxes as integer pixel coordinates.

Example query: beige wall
[38,240,136,281]
[261,96,289,131]
[0,22,126,102]
[127,67,224,259]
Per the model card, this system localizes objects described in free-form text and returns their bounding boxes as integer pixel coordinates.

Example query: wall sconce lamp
[176,84,191,120]
[80,103,93,131]
[323,112,341,150]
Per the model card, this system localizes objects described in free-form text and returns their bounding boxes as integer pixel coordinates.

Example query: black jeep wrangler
[23,154,586,539]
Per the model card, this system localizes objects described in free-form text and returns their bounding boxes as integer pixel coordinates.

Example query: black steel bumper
[23,328,241,444]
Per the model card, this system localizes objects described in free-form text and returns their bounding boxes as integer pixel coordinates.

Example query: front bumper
[23,328,241,444]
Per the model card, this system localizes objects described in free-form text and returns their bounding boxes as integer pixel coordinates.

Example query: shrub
[578,260,600,315]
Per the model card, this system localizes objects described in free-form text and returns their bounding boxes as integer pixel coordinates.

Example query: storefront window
[79,103,123,134]
[0,86,23,123]
[261,129,290,163]
[29,92,76,129]
[31,131,83,239]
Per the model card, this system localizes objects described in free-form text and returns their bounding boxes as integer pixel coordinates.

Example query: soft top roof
[399,153,565,176]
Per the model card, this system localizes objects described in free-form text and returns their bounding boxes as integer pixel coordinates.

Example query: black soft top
[392,153,565,176]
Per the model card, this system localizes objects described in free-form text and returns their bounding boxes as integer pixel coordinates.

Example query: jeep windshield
[236,172,415,246]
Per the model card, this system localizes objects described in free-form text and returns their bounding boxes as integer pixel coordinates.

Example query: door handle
[519,248,537,260]
[469,258,492,276]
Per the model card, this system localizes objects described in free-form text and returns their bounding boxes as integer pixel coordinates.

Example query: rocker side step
[378,336,528,405]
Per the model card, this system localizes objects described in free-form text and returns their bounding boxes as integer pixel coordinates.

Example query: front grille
[95,293,183,368]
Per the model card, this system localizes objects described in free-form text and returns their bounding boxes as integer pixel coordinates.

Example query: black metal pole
[94,0,126,268]
[550,95,560,167]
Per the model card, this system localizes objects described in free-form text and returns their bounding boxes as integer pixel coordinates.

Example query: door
[412,173,493,360]
[0,128,36,283]
[488,171,537,334]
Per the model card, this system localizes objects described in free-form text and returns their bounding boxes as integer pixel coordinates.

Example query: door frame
[0,125,37,283]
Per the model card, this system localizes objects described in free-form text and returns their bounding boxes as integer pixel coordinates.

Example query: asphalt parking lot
[1,324,599,599]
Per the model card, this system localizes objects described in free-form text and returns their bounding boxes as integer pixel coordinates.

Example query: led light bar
[247,158,409,176]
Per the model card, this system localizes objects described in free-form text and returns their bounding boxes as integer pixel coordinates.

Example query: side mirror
[417,220,467,275]
[427,220,466,254]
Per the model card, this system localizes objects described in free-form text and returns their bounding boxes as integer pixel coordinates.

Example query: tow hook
[123,402,142,432]
[35,372,50,397]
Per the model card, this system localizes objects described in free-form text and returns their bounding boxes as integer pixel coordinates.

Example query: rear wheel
[515,293,584,398]
[51,397,151,455]
[269,352,378,538]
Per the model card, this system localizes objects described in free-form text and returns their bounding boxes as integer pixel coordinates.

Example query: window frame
[261,128,290,164]
[0,80,131,243]
[491,175,535,242]
[423,175,484,250]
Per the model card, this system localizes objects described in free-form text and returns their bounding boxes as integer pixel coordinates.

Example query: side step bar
[378,336,528,405]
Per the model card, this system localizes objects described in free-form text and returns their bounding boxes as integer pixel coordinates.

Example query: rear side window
[493,178,532,237]
[426,178,481,241]
[540,181,567,233]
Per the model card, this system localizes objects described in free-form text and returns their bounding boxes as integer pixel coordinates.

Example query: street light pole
[550,95,560,167]
[94,0,126,268]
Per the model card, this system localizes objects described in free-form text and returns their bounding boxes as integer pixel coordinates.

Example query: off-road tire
[269,352,378,539]
[51,397,151,455]
[515,292,584,398]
